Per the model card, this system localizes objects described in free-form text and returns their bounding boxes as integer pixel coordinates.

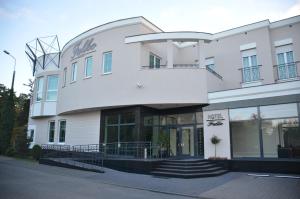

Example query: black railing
[173,64,199,68]
[42,142,170,160]
[141,65,167,69]
[206,66,223,79]
[273,61,300,81]
[41,144,104,170]
[239,65,262,83]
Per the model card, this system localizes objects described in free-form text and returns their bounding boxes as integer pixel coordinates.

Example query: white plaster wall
[203,109,231,159]
[28,111,100,146]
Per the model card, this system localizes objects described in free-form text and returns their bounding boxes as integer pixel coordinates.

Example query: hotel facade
[27,16,300,162]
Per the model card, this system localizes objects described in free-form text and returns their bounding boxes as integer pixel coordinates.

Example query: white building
[27,16,300,161]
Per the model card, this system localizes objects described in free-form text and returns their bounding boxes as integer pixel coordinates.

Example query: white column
[198,40,205,68]
[167,40,173,68]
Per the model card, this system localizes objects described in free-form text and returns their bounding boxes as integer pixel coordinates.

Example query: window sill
[102,72,112,76]
[70,80,77,84]
[83,76,92,80]
[276,77,300,83]
[241,80,262,88]
[57,142,65,145]
[45,100,57,102]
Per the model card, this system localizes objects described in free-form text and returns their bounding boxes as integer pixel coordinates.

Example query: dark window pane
[231,120,260,157]
[105,126,118,143]
[105,115,118,125]
[49,121,55,142]
[120,125,136,142]
[155,57,160,68]
[120,112,135,124]
[149,55,154,68]
[59,121,66,143]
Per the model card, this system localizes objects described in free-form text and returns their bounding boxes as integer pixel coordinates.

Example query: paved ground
[0,156,300,199]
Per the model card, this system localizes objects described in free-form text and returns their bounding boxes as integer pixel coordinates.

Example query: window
[260,103,299,158]
[242,55,260,82]
[260,103,298,119]
[84,56,93,77]
[277,51,296,79]
[149,54,161,68]
[59,120,66,143]
[46,75,58,101]
[36,77,44,101]
[104,111,136,144]
[230,107,260,158]
[63,68,67,87]
[48,121,55,143]
[71,62,77,82]
[103,52,112,74]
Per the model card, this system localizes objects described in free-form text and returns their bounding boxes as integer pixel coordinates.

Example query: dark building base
[229,159,300,174]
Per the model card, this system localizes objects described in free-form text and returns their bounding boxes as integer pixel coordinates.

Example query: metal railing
[273,61,300,81]
[41,144,104,170]
[141,65,167,69]
[173,64,199,68]
[239,65,262,83]
[41,142,170,161]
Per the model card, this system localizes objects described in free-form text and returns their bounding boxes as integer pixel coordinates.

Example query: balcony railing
[141,64,222,79]
[173,64,199,68]
[239,65,262,83]
[273,61,300,81]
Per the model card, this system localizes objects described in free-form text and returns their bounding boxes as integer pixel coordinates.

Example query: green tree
[210,135,221,158]
[0,85,16,154]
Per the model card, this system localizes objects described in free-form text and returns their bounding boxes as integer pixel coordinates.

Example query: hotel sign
[207,113,225,126]
[71,38,97,59]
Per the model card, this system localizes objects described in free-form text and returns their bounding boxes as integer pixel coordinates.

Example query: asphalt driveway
[0,156,299,199]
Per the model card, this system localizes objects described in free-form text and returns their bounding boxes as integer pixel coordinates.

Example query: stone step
[159,163,218,170]
[151,169,228,178]
[160,161,213,167]
[155,166,224,174]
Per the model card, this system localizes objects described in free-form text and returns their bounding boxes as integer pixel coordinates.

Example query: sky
[0,0,299,95]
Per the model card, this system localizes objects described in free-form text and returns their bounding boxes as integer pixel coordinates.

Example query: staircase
[151,159,228,178]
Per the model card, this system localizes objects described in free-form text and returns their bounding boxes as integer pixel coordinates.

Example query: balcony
[239,65,262,87]
[273,61,300,82]
[141,64,223,80]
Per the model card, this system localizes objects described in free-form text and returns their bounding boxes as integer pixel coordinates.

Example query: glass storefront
[142,112,204,157]
[101,106,204,158]
[230,103,300,159]
[230,107,261,158]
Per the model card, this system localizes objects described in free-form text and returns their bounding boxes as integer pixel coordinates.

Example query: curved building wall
[57,23,209,114]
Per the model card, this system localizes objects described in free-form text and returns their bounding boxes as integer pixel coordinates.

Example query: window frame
[71,62,77,82]
[149,53,161,69]
[46,75,59,101]
[35,77,44,102]
[48,120,55,143]
[58,120,66,144]
[102,51,112,75]
[63,67,67,87]
[84,56,93,78]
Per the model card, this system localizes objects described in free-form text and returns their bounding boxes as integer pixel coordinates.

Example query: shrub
[5,147,16,157]
[210,135,221,158]
[32,145,42,160]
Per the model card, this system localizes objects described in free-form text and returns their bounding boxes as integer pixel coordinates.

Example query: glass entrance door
[177,126,194,156]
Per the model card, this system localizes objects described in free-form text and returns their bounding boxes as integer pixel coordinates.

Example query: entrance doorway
[169,125,199,157]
